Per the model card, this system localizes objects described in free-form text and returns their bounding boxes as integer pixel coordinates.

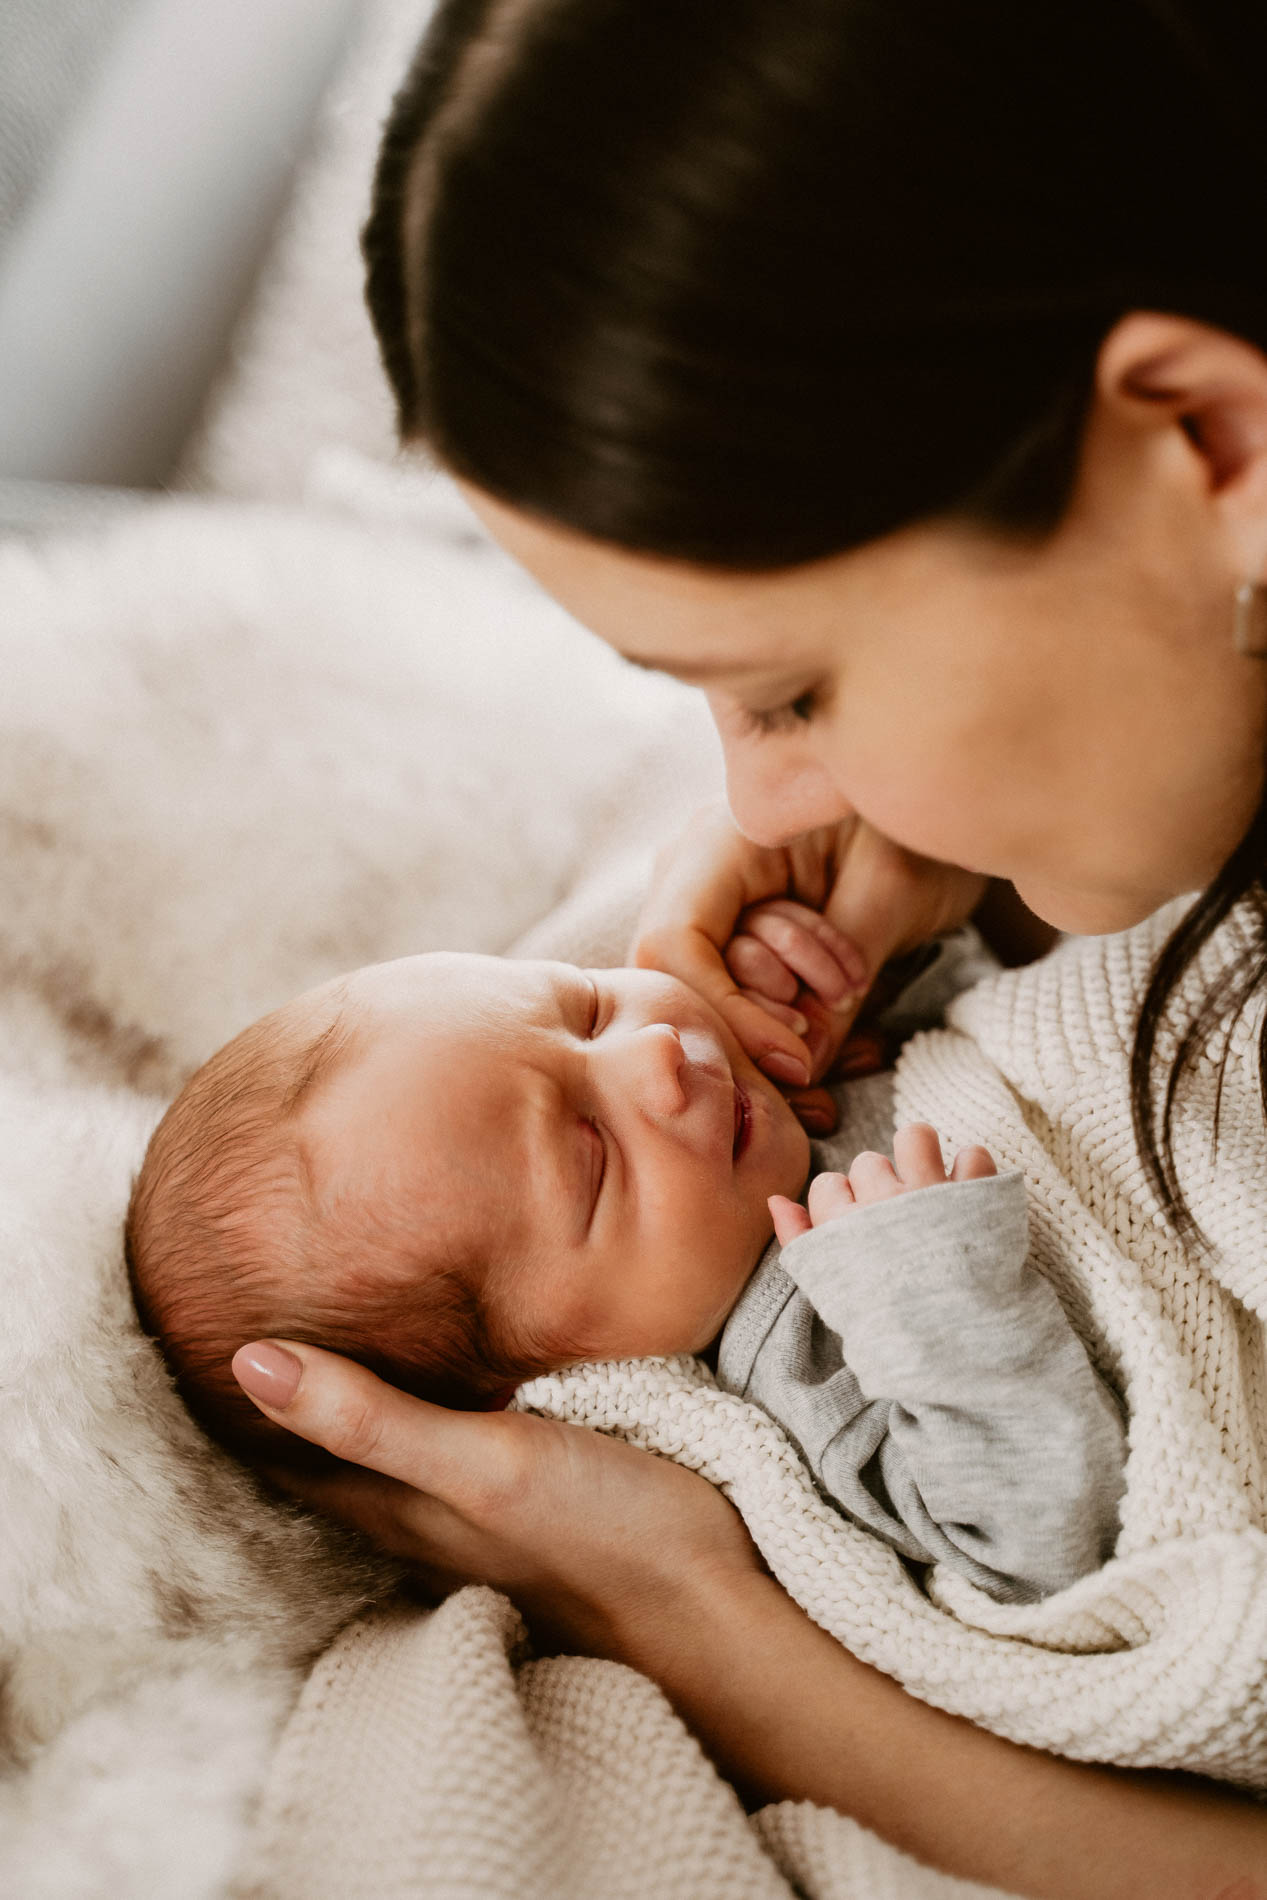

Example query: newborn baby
[127,951,1126,1605]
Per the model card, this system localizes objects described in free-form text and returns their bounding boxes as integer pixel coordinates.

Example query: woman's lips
[732,1082,752,1163]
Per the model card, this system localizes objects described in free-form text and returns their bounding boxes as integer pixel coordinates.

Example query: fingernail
[762,1050,811,1087]
[233,1342,302,1409]
[787,1009,810,1036]
[812,966,848,1004]
[834,943,870,992]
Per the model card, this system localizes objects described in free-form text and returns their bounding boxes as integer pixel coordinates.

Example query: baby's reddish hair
[126,994,537,1467]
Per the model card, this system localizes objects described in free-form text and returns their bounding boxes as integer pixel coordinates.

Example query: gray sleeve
[778,1173,1127,1602]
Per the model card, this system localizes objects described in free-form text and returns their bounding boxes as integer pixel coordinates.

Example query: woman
[232,3,1267,1890]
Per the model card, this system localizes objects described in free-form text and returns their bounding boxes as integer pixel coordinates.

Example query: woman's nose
[716,724,853,848]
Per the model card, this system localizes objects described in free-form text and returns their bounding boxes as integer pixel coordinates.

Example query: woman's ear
[1095,313,1267,573]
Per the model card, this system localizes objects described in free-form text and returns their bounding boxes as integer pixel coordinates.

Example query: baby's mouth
[732,1082,752,1163]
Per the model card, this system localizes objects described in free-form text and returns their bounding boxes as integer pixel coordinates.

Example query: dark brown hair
[362,0,1267,1235]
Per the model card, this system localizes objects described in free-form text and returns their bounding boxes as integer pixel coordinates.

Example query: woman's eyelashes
[736,685,822,739]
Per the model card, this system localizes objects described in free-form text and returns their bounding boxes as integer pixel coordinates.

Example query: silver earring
[1234,580,1267,659]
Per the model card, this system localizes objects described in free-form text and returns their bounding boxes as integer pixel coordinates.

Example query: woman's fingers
[631,806,834,1086]
[722,989,814,1086]
[237,1338,768,1665]
[822,819,987,973]
[638,922,813,1085]
[233,1341,520,1499]
[737,987,810,1036]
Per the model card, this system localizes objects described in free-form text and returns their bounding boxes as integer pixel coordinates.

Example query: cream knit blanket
[520,904,1267,1787]
[246,903,1267,1900]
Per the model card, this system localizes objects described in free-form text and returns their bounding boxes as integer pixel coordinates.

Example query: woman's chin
[1011,877,1175,938]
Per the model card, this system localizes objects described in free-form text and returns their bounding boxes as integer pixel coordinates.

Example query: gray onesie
[716,991,1127,1606]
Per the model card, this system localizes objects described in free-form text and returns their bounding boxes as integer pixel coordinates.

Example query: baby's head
[127,953,809,1463]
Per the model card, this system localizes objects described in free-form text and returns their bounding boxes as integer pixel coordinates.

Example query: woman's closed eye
[736,685,823,739]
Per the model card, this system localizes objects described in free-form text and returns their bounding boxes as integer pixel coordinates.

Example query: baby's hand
[724,897,884,1133]
[723,897,865,1038]
[768,1122,996,1246]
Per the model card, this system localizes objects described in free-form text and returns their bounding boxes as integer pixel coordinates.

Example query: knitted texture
[246,906,1267,1899]
[245,1586,1011,1900]
[517,904,1267,1789]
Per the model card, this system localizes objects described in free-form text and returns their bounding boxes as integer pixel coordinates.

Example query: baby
[126,949,1126,1606]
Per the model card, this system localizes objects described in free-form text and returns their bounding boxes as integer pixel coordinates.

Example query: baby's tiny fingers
[892,1122,947,1188]
[847,1151,904,1204]
[738,988,810,1036]
[769,1194,812,1247]
[806,1170,856,1224]
[743,903,866,1007]
[725,932,800,1004]
[950,1144,998,1181]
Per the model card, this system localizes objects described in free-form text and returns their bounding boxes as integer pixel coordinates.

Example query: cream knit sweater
[246,903,1267,1899]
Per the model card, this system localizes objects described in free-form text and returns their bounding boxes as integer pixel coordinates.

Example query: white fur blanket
[0,6,1029,1891]
[0,494,725,1897]
[7,498,1261,1898]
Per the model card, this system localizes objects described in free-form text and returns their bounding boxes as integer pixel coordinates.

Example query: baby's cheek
[770,1111,812,1199]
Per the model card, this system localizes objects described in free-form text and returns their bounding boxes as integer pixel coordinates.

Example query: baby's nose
[634,1022,690,1119]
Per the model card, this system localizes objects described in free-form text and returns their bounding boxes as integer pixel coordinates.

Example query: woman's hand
[233,1341,761,1661]
[234,1347,1267,1898]
[632,804,986,1093]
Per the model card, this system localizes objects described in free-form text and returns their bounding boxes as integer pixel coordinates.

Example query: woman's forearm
[237,1343,1266,1898]
[623,1566,1267,1900]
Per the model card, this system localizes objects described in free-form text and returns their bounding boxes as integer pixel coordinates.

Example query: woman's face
[456,391,1267,935]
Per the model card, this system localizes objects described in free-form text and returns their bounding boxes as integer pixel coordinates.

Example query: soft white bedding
[0,495,720,1896]
[9,3,1263,1889]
